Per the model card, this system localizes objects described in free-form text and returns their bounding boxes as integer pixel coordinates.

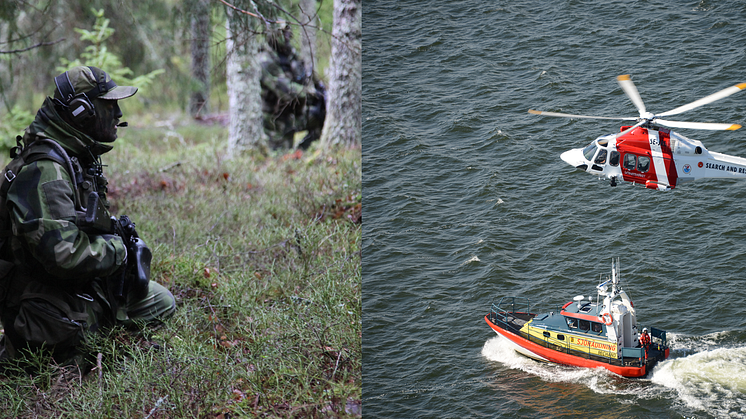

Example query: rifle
[83,191,151,300]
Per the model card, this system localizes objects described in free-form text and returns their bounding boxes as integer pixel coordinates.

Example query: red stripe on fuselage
[617,127,677,188]
[655,129,677,187]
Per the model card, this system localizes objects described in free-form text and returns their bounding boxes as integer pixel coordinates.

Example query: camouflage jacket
[6,98,126,288]
[258,49,309,108]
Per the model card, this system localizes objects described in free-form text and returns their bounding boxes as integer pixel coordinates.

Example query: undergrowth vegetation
[0,121,361,418]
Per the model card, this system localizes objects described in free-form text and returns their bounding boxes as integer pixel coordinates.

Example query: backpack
[0,136,98,360]
[0,135,81,261]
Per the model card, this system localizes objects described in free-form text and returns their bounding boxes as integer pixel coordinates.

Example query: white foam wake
[651,346,746,415]
[483,333,746,416]
[481,336,622,393]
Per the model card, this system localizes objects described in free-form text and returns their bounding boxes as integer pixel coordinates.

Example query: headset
[54,66,116,127]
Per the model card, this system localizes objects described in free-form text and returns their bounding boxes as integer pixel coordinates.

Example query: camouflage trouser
[116,280,176,328]
[1,278,175,361]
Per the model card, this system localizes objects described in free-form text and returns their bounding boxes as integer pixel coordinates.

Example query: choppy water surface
[363,1,746,417]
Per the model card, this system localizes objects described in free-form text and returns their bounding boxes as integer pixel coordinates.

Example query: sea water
[364,1,746,417]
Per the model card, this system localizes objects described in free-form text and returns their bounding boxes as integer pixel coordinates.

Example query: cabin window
[637,156,650,172]
[591,322,603,333]
[579,320,590,331]
[594,149,607,165]
[609,150,620,167]
[566,318,578,329]
[623,153,636,170]
[582,143,598,161]
[543,331,551,338]
[557,334,565,341]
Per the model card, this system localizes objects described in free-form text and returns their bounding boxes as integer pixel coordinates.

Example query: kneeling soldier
[0,66,175,363]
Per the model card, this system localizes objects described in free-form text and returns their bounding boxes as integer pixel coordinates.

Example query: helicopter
[529,75,746,191]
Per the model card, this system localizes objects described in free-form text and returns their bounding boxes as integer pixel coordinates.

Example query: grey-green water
[363,1,746,417]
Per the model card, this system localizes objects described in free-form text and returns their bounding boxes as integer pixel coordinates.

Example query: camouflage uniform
[259,28,326,150]
[0,66,175,362]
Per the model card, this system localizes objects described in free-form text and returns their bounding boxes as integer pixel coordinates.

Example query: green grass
[0,121,361,418]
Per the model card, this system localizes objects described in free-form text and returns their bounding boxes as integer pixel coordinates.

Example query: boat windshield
[566,316,605,334]
[582,142,597,161]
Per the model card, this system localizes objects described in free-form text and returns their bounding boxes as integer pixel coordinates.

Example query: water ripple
[364,0,746,417]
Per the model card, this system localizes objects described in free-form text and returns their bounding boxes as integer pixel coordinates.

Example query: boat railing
[620,347,645,367]
[651,327,667,346]
[489,296,532,333]
[491,296,530,317]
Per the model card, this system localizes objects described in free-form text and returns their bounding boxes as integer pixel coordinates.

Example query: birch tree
[225,5,267,157]
[320,0,361,149]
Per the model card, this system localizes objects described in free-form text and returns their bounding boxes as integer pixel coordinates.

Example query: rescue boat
[484,259,669,378]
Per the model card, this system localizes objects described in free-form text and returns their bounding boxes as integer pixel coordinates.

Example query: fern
[57,8,164,92]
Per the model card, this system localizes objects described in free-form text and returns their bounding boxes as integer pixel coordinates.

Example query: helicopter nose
[560,148,587,169]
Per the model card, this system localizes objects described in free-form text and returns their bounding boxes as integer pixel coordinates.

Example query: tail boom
[703,151,746,179]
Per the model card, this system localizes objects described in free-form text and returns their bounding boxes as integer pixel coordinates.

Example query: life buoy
[602,313,613,325]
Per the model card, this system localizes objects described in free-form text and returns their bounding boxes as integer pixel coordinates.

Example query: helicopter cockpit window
[594,149,607,165]
[582,143,597,161]
[609,150,620,167]
[623,154,636,170]
[637,156,650,172]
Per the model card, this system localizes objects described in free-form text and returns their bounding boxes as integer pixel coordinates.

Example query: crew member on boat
[640,327,651,358]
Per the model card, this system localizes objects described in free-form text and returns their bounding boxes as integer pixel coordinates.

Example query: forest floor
[0,119,361,418]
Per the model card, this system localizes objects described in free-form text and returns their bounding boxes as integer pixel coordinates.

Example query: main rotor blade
[657,83,746,117]
[614,120,647,139]
[655,119,742,131]
[528,109,637,121]
[617,75,647,116]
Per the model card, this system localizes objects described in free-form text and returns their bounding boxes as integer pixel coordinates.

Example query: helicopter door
[622,154,650,173]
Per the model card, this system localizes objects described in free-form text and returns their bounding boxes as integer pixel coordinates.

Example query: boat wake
[481,336,639,394]
[651,344,746,416]
[483,333,746,416]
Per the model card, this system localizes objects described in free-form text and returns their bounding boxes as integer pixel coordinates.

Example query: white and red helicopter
[530,75,746,191]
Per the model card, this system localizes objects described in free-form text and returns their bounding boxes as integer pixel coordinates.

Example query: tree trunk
[320,0,362,149]
[298,0,318,78]
[189,0,211,117]
[225,8,267,157]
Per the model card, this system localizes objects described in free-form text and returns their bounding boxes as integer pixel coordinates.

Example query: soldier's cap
[54,66,138,103]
